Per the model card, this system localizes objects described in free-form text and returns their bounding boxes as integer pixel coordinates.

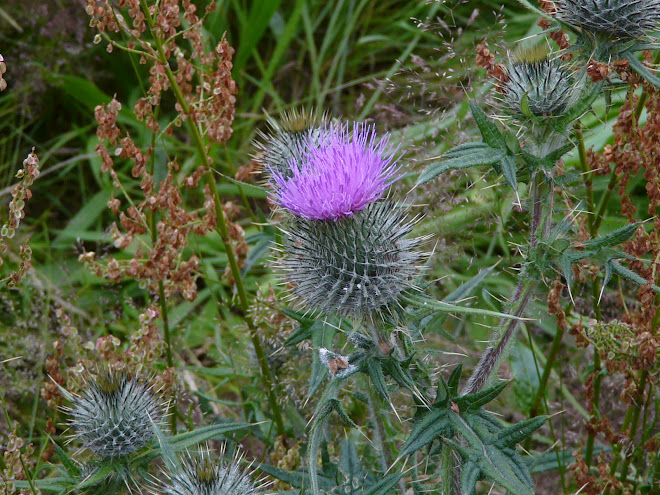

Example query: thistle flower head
[158,446,262,495]
[557,0,660,43]
[64,371,164,458]
[253,108,330,180]
[500,47,579,121]
[270,122,401,221]
[278,201,422,318]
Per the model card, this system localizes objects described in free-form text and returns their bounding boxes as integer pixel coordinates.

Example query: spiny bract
[65,371,164,458]
[159,448,260,495]
[557,0,660,42]
[278,201,422,318]
[253,108,330,180]
[501,54,578,121]
[270,122,400,221]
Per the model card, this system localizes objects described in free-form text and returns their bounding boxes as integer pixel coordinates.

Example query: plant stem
[463,170,547,395]
[613,370,648,492]
[528,324,565,418]
[139,0,285,436]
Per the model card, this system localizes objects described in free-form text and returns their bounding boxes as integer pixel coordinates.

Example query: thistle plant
[62,371,165,459]
[254,108,331,180]
[157,446,262,495]
[525,0,660,86]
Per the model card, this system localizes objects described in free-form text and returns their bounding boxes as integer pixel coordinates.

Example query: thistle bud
[557,0,660,44]
[278,201,423,318]
[158,446,262,495]
[253,108,330,180]
[63,371,165,458]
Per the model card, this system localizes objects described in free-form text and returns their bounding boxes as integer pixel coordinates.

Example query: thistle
[158,446,262,495]
[253,108,330,180]
[557,0,660,44]
[62,371,165,458]
[269,122,400,221]
[278,201,423,318]
[499,46,584,157]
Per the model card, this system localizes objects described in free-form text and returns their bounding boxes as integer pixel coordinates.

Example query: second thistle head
[254,108,330,181]
[500,47,579,122]
[63,370,165,459]
[278,200,423,319]
[557,0,660,50]
[158,445,262,495]
[269,122,401,221]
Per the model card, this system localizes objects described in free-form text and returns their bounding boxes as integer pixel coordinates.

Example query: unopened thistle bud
[158,446,262,495]
[270,122,400,221]
[253,108,330,180]
[63,371,165,458]
[278,201,423,318]
[557,0,660,44]
[501,48,578,122]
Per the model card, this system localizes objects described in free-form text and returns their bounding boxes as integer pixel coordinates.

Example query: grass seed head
[279,201,423,318]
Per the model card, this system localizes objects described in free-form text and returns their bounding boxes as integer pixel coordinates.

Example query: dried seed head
[158,446,262,495]
[270,122,401,221]
[557,0,660,42]
[500,48,579,121]
[278,201,423,318]
[64,371,165,458]
[253,108,331,180]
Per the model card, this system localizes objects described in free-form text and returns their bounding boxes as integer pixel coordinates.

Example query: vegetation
[0,1,658,494]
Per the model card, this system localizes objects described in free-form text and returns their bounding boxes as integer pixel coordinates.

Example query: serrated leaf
[448,413,536,495]
[448,364,463,398]
[402,292,521,321]
[625,52,660,89]
[366,358,389,401]
[556,81,604,129]
[417,145,506,185]
[361,472,404,495]
[583,222,641,250]
[398,408,451,459]
[460,461,482,495]
[51,438,80,478]
[499,154,518,190]
[470,102,506,150]
[456,381,508,412]
[494,416,547,448]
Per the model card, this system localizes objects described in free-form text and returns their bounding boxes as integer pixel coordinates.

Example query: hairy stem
[139,0,285,436]
[463,171,547,395]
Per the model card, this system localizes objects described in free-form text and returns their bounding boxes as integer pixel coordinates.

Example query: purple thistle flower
[270,123,400,221]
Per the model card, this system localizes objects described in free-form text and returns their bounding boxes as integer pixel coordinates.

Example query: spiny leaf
[365,357,389,401]
[499,154,518,191]
[494,416,547,448]
[361,472,405,495]
[417,145,506,185]
[447,364,463,398]
[460,462,482,495]
[556,81,604,129]
[582,222,642,250]
[397,408,451,459]
[625,52,660,89]
[470,102,506,150]
[456,381,508,412]
[402,292,521,321]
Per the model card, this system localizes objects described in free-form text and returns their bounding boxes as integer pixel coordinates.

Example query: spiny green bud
[501,47,579,122]
[277,201,423,319]
[557,0,660,43]
[63,371,165,458]
[253,108,330,180]
[158,446,262,495]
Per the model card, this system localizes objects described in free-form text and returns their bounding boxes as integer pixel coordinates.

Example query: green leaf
[398,408,451,459]
[447,364,463,398]
[460,461,482,495]
[469,102,506,150]
[625,52,660,89]
[556,81,604,129]
[167,422,250,451]
[366,357,389,401]
[494,416,547,448]
[417,145,506,185]
[51,438,80,478]
[499,154,518,191]
[455,381,508,412]
[402,292,522,321]
[361,472,405,495]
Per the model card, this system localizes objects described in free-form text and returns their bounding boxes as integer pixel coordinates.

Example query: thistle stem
[139,0,285,436]
[463,170,547,395]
